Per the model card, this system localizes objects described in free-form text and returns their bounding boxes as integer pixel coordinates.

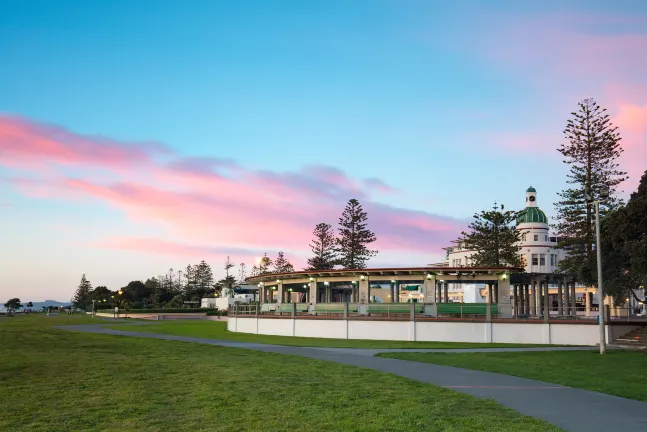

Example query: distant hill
[28,300,70,310]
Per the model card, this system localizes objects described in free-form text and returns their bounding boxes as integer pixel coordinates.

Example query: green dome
[526,186,537,193]
[516,207,548,224]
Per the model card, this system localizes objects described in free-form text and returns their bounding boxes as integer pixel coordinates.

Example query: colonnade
[512,279,581,317]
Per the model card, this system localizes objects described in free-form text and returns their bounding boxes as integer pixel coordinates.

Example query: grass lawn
[0,315,562,431]
[103,319,561,349]
[378,350,647,402]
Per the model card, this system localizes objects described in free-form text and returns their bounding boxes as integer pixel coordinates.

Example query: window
[522,233,527,242]
[534,234,538,241]
[540,254,546,266]
[532,254,538,266]
[550,254,555,266]
[544,235,548,241]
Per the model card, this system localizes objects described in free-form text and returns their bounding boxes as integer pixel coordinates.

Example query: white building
[438,187,570,304]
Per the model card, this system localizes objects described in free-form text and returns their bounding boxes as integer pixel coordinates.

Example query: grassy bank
[378,350,647,402]
[103,319,561,349]
[0,315,561,431]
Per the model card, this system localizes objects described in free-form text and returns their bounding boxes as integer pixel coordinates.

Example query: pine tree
[72,274,92,309]
[553,98,627,285]
[273,251,294,273]
[460,203,522,267]
[238,263,247,284]
[306,222,338,270]
[196,260,214,291]
[336,199,377,269]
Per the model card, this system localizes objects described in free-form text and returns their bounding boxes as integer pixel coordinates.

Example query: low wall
[92,312,225,321]
[227,316,617,345]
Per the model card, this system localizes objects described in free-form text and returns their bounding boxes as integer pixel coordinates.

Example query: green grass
[103,319,561,349]
[378,350,647,402]
[0,315,561,431]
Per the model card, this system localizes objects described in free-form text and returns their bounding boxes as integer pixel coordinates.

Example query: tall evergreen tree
[273,251,294,273]
[553,98,627,285]
[72,274,92,309]
[195,260,214,292]
[238,263,247,284]
[336,199,377,269]
[460,203,522,267]
[601,170,647,302]
[306,222,338,270]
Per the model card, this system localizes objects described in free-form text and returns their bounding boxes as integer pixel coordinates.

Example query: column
[423,278,435,303]
[276,282,284,304]
[497,279,511,317]
[358,278,369,305]
[486,283,493,322]
[557,281,563,315]
[513,285,519,317]
[524,284,530,315]
[543,280,550,322]
[493,282,499,304]
[537,281,543,316]
[564,280,571,316]
[585,291,591,316]
[437,282,442,303]
[444,282,449,303]
[531,281,537,315]
[571,281,577,316]
[394,281,400,303]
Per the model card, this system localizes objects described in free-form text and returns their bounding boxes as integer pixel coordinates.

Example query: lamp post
[92,300,96,318]
[587,186,609,354]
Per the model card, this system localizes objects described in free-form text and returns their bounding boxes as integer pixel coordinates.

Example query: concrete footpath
[58,323,647,432]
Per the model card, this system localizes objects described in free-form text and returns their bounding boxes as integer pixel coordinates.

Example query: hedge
[95,308,218,314]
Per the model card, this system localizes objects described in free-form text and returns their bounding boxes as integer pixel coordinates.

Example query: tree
[336,199,378,269]
[273,251,294,273]
[4,298,21,315]
[553,98,627,285]
[306,222,338,270]
[460,203,522,267]
[195,260,214,293]
[259,253,272,274]
[238,263,247,284]
[26,301,33,309]
[602,170,647,302]
[72,274,92,310]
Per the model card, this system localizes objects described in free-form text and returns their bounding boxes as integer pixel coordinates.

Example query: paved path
[58,323,647,432]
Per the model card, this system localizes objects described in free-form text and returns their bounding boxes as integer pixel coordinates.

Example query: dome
[526,186,537,193]
[516,207,548,224]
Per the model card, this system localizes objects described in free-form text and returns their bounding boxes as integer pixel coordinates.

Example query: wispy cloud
[0,115,466,264]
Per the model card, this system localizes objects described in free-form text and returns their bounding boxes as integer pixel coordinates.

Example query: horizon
[1,0,646,302]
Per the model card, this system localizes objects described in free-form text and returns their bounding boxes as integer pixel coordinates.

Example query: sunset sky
[1,0,646,302]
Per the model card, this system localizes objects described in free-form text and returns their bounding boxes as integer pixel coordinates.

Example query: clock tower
[526,186,537,207]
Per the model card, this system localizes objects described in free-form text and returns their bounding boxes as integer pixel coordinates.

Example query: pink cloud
[0,115,168,170]
[0,116,464,265]
[613,103,647,193]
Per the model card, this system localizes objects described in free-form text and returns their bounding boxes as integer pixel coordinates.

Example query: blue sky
[1,0,646,300]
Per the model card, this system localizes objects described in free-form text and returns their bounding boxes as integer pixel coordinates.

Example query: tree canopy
[553,98,627,284]
[601,170,647,302]
[306,222,338,270]
[336,199,378,269]
[460,203,522,267]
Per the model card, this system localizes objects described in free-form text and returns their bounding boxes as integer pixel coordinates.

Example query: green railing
[437,303,498,316]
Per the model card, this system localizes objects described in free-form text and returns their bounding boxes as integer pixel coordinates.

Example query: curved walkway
[58,323,647,432]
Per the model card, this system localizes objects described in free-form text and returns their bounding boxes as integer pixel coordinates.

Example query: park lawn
[0,316,561,432]
[378,350,647,402]
[103,319,561,349]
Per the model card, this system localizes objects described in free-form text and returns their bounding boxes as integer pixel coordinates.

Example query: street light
[587,186,609,354]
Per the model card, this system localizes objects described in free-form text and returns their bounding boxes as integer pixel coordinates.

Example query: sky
[1,0,646,302]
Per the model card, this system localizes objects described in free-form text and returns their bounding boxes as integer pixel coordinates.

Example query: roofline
[246,266,524,283]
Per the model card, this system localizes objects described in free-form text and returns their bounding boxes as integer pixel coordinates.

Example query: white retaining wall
[227,317,629,346]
